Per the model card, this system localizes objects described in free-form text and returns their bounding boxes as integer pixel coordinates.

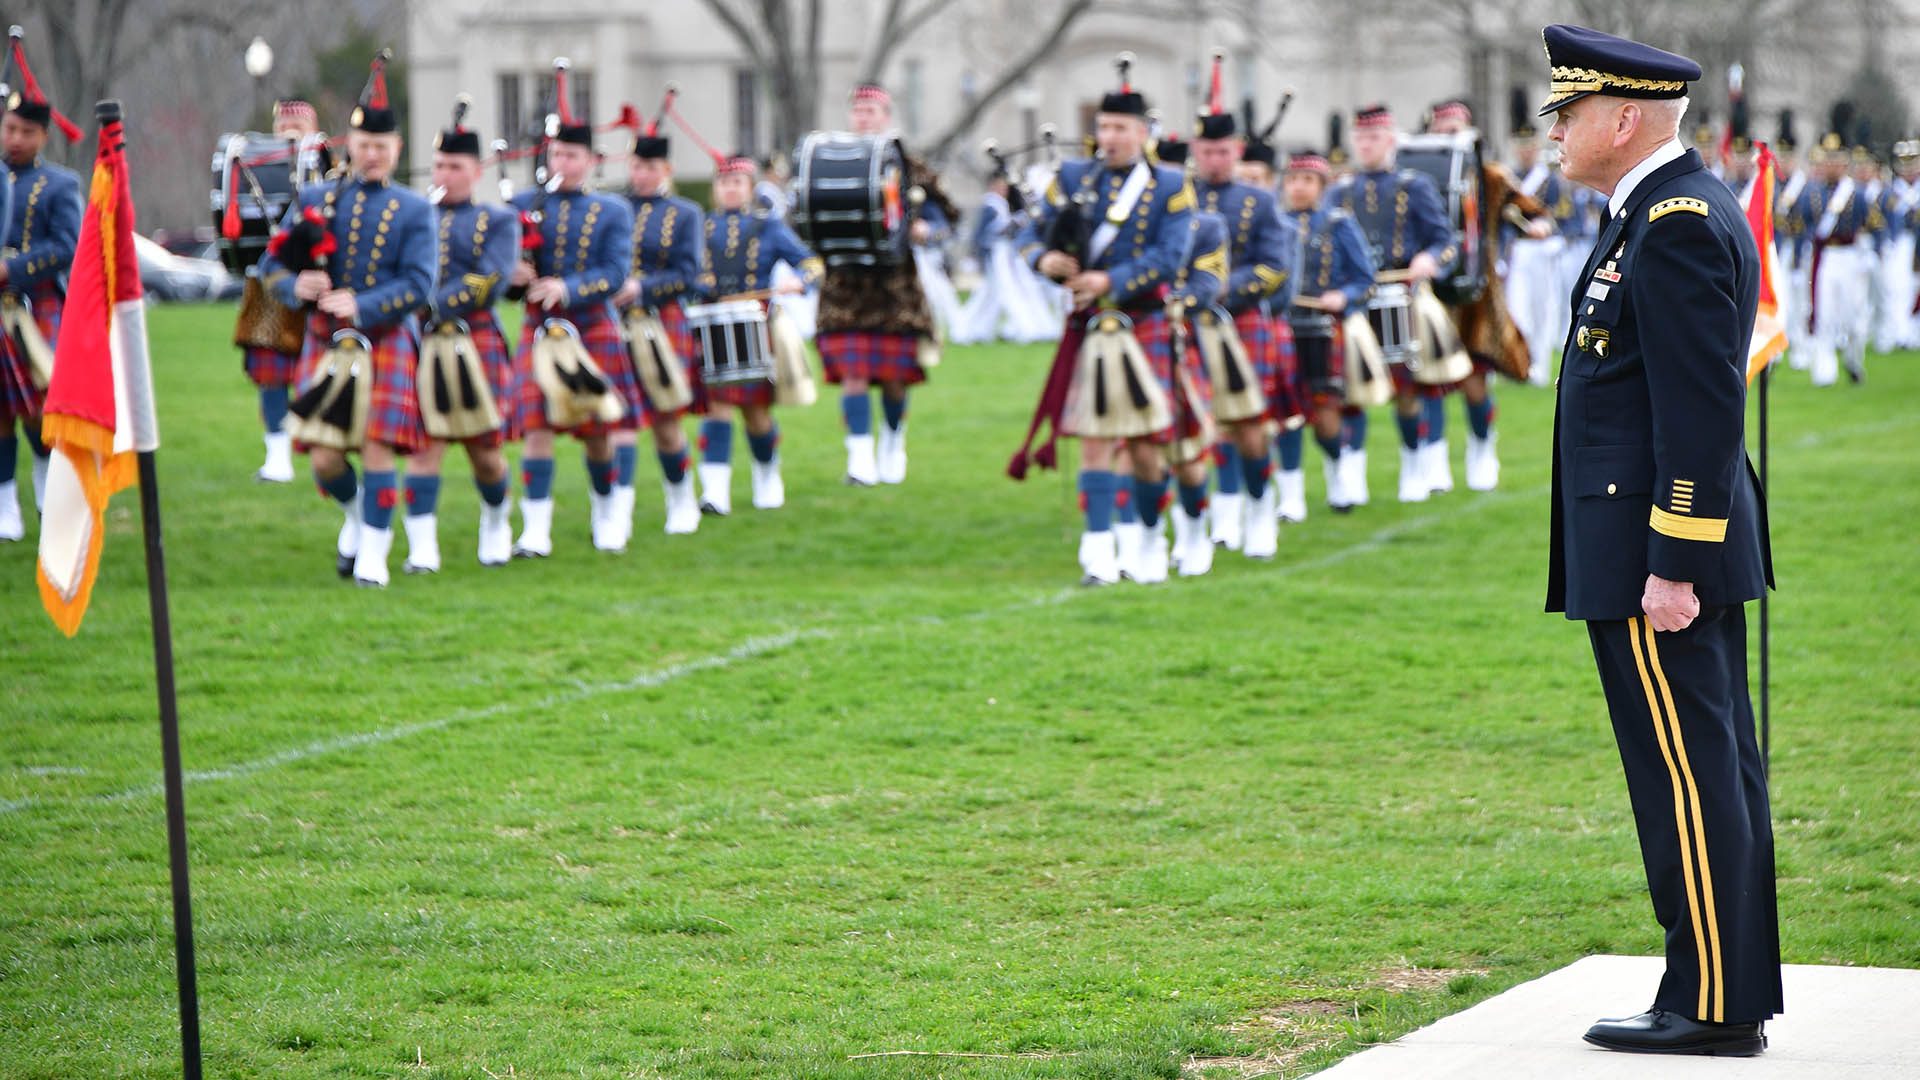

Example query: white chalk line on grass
[1,630,824,818]
[1,485,1533,818]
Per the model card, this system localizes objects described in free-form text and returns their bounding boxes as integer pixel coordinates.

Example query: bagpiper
[0,28,82,543]
[259,51,436,586]
[817,82,956,487]
[399,95,521,571]
[1188,52,1297,554]
[613,89,706,537]
[504,60,637,556]
[1010,54,1196,585]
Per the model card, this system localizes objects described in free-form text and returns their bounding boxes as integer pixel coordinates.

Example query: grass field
[2,302,1916,1079]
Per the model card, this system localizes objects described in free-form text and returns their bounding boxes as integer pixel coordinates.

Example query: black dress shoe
[335,553,355,579]
[1584,1008,1766,1056]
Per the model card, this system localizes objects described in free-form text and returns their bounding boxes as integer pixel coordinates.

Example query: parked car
[135,233,244,302]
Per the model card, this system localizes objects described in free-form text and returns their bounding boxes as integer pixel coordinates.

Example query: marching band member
[1505,94,1568,389]
[1189,56,1296,553]
[1788,109,1877,387]
[1152,131,1224,578]
[1890,139,1920,350]
[698,153,822,511]
[1010,54,1195,585]
[820,83,955,486]
[400,98,520,572]
[1773,111,1813,369]
[953,159,1059,345]
[259,52,435,586]
[1427,98,1549,494]
[0,30,80,543]
[613,93,707,536]
[244,99,327,484]
[1280,148,1375,512]
[1328,103,1456,504]
[505,68,637,556]
[1871,141,1912,353]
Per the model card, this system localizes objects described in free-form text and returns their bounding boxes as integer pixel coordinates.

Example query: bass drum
[210,132,298,275]
[792,131,908,269]
[1396,131,1485,306]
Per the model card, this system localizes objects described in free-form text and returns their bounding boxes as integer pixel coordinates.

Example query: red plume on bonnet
[7,29,84,142]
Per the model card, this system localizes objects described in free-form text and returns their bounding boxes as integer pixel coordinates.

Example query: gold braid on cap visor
[1550,65,1688,96]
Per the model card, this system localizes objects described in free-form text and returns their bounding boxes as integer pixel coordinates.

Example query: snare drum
[792,131,909,268]
[1288,309,1341,398]
[1366,282,1421,368]
[687,301,774,387]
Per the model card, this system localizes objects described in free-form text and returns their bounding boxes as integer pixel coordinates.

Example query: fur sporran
[531,318,623,430]
[232,274,307,355]
[1,293,55,391]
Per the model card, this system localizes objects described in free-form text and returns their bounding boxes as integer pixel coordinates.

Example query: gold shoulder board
[1648,197,1709,222]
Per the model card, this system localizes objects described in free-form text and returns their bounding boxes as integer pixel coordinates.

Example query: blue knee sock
[614,444,638,487]
[1178,478,1210,518]
[316,463,358,506]
[1241,450,1271,500]
[1396,412,1422,451]
[841,392,873,436]
[0,435,15,485]
[1422,395,1446,446]
[1314,430,1343,460]
[1079,470,1117,533]
[1213,442,1242,495]
[881,394,908,432]
[586,456,614,496]
[476,476,509,507]
[1133,475,1171,528]
[260,386,289,433]
[747,425,779,464]
[403,474,441,518]
[1343,411,1369,452]
[521,457,555,500]
[657,447,689,484]
[362,470,398,530]
[1467,395,1495,440]
[1113,478,1137,525]
[1276,427,1305,472]
[701,418,734,465]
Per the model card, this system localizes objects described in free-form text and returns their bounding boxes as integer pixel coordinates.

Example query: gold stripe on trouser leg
[1641,618,1726,1022]
[1628,617,1714,1021]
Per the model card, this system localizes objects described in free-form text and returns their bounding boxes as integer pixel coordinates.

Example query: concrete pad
[1309,955,1920,1078]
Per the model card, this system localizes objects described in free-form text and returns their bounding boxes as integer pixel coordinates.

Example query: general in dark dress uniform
[1540,23,1780,1057]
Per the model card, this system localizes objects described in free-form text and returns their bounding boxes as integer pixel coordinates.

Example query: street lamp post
[244,36,274,129]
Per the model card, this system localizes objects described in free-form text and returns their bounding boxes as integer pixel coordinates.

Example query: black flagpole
[106,94,203,1080]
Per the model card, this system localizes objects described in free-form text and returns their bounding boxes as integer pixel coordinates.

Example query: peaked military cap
[1537,24,1701,116]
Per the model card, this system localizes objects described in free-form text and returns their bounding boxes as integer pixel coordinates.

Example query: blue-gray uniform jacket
[1170,210,1229,309]
[971,191,1014,264]
[3,155,83,296]
[700,207,821,298]
[1194,177,1292,312]
[1503,164,1565,249]
[260,176,435,332]
[429,199,520,325]
[1018,156,1196,310]
[1549,148,1771,621]
[1871,181,1904,241]
[1283,205,1375,311]
[626,191,706,308]
[508,187,633,317]
[1327,166,1455,272]
[1786,179,1882,259]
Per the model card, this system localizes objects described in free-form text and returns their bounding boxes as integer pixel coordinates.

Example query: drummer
[816,82,954,487]
[697,152,822,512]
[612,100,707,539]
[1280,148,1376,512]
[1326,102,1455,504]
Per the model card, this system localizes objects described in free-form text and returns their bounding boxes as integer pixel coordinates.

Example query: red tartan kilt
[456,312,513,449]
[818,331,926,386]
[509,303,648,439]
[1263,312,1305,422]
[0,284,62,422]
[643,302,708,417]
[293,312,427,453]
[244,346,300,389]
[709,380,776,409]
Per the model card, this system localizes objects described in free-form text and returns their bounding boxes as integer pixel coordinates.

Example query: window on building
[734,68,758,155]
[498,72,524,147]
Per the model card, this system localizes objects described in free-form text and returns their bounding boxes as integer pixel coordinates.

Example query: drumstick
[1374,268,1417,284]
[718,288,777,303]
[1290,295,1334,312]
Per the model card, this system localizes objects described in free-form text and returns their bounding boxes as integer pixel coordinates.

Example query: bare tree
[923,0,1097,160]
